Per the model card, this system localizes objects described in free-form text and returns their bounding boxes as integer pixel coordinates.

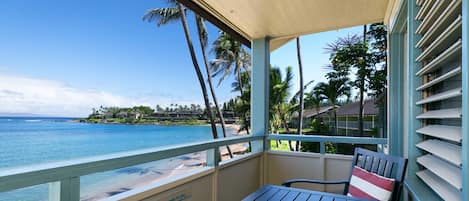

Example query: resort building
[0,0,467,201]
[333,100,381,137]
[303,106,336,121]
[290,106,336,131]
[221,111,239,124]
[150,111,206,121]
[298,100,382,137]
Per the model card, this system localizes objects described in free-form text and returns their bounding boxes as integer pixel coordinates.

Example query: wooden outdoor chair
[282,148,408,201]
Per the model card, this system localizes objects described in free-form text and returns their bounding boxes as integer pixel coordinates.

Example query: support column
[252,38,270,187]
[388,31,404,156]
[407,0,423,177]
[251,38,270,152]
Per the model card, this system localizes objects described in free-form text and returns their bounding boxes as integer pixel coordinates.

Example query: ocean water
[0,117,220,200]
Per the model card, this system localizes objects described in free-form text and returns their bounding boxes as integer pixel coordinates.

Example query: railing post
[345,116,348,136]
[320,142,326,154]
[377,144,384,153]
[49,177,80,201]
[206,148,220,167]
[206,148,220,201]
[251,37,270,152]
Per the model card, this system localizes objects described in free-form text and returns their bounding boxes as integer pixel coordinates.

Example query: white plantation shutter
[414,0,434,20]
[416,0,425,7]
[416,170,462,201]
[416,140,462,166]
[416,125,462,142]
[416,108,462,119]
[417,154,462,190]
[416,66,462,91]
[416,39,462,75]
[414,0,463,200]
[416,2,461,49]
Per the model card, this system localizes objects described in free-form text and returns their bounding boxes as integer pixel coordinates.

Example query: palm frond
[290,80,315,104]
[143,7,181,27]
[210,31,250,85]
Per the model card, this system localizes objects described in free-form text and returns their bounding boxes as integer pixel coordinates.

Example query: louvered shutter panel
[414,0,463,200]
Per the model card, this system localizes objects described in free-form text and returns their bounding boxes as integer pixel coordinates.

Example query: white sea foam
[25,119,42,122]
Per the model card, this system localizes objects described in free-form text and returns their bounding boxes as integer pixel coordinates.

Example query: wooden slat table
[242,185,376,201]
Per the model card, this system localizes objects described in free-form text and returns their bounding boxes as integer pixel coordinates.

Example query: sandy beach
[80,153,206,201]
[221,124,250,160]
[80,124,249,200]
[225,123,248,135]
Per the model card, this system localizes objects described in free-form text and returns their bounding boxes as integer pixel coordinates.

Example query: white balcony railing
[0,134,387,201]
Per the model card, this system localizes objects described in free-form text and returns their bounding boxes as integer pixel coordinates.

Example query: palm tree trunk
[195,15,233,158]
[284,120,294,151]
[334,109,338,136]
[358,25,367,136]
[281,116,294,151]
[236,64,250,135]
[358,82,364,136]
[295,37,304,152]
[177,3,218,140]
[330,103,338,135]
[237,67,244,94]
[236,69,252,151]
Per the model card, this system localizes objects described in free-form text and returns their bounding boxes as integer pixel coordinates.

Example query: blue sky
[0,0,362,117]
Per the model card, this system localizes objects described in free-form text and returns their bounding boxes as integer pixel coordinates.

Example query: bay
[0,117,223,200]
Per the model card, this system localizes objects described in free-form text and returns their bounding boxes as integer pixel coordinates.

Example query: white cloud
[0,74,201,117]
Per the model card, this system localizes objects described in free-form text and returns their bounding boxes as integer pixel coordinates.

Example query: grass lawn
[275,128,315,134]
[270,140,296,151]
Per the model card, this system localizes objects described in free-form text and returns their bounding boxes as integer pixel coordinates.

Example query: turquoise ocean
[0,117,221,200]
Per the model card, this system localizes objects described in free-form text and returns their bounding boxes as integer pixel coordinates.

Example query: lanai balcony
[0,0,468,201]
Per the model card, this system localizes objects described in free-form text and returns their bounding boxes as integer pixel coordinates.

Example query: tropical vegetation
[142,1,220,142]
[139,1,387,154]
[226,23,387,153]
[82,104,223,125]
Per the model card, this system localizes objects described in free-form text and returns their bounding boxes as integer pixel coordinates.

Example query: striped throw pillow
[347,166,395,201]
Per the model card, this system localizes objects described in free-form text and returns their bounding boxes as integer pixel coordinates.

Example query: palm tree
[357,24,368,136]
[212,32,251,134]
[305,91,322,114]
[270,66,294,151]
[281,73,316,152]
[231,71,251,133]
[295,37,304,151]
[143,2,219,140]
[235,87,251,133]
[326,34,368,136]
[195,15,233,158]
[314,74,351,135]
[269,66,293,121]
[232,66,294,149]
[211,32,251,88]
[368,23,388,138]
